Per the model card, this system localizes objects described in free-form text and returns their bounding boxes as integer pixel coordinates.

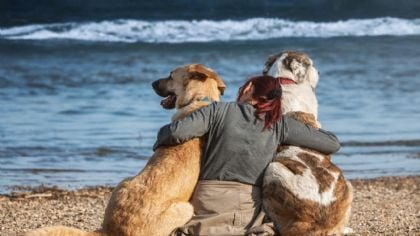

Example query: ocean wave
[1,17,419,43]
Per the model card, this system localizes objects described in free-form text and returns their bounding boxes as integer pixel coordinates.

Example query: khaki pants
[171,180,277,236]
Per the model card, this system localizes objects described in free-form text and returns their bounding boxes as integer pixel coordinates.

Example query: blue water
[0,1,419,193]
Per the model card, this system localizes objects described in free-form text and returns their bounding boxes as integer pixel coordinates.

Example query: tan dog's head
[263,51,319,89]
[152,64,226,110]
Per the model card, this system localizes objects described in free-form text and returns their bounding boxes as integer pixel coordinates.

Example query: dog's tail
[24,226,106,236]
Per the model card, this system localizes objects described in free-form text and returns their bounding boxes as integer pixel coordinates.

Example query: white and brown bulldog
[262,51,353,236]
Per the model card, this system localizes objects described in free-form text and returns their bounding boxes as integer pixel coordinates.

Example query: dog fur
[263,51,320,122]
[262,51,353,236]
[24,64,226,236]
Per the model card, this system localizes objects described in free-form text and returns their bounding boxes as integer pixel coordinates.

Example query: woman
[153,75,340,235]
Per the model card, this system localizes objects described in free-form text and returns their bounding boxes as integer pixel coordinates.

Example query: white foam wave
[1,17,419,43]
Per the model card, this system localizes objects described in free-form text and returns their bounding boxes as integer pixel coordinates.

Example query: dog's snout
[152,78,173,97]
[152,80,159,91]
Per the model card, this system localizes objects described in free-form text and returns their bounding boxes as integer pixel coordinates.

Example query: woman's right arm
[281,116,340,154]
[152,102,218,151]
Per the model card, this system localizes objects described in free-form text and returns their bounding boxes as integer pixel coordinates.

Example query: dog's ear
[291,53,319,89]
[283,51,317,83]
[188,71,207,81]
[306,66,319,89]
[188,64,226,95]
[263,53,283,75]
[213,75,226,96]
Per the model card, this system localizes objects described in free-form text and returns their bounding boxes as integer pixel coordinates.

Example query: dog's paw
[343,226,354,235]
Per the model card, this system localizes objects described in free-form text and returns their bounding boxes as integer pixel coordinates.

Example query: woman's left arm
[153,103,217,151]
[281,116,341,154]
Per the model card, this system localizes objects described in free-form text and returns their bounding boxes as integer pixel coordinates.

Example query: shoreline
[1,176,419,235]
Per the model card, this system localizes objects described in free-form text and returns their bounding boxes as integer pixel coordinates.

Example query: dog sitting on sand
[25,64,226,236]
[262,51,353,236]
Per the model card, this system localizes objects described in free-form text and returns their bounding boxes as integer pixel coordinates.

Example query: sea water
[0,1,419,193]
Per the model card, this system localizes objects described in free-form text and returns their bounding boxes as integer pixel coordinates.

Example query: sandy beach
[1,1,420,236]
[0,176,418,236]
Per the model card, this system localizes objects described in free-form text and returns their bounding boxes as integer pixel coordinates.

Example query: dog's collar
[277,77,296,85]
[198,96,213,103]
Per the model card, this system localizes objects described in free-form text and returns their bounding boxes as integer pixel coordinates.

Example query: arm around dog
[153,103,218,151]
[281,116,341,154]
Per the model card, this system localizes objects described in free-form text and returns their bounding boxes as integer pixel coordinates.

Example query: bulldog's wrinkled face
[152,64,226,109]
[264,51,319,89]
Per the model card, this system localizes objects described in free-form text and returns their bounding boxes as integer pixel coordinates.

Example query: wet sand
[1,176,419,236]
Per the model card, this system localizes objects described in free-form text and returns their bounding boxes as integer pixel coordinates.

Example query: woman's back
[198,102,281,186]
[155,101,339,186]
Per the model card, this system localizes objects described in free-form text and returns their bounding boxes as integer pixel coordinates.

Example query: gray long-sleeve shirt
[154,102,340,186]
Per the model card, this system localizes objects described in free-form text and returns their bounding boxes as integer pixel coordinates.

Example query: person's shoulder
[207,102,240,116]
[210,101,236,109]
[278,114,292,125]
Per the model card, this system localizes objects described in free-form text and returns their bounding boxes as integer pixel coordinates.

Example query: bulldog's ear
[263,53,283,75]
[306,66,319,89]
[286,52,318,87]
[187,64,226,95]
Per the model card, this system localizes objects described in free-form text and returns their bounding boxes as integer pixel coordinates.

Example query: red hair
[237,75,282,130]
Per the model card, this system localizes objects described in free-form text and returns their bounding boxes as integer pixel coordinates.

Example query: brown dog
[262,52,353,236]
[24,64,226,236]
